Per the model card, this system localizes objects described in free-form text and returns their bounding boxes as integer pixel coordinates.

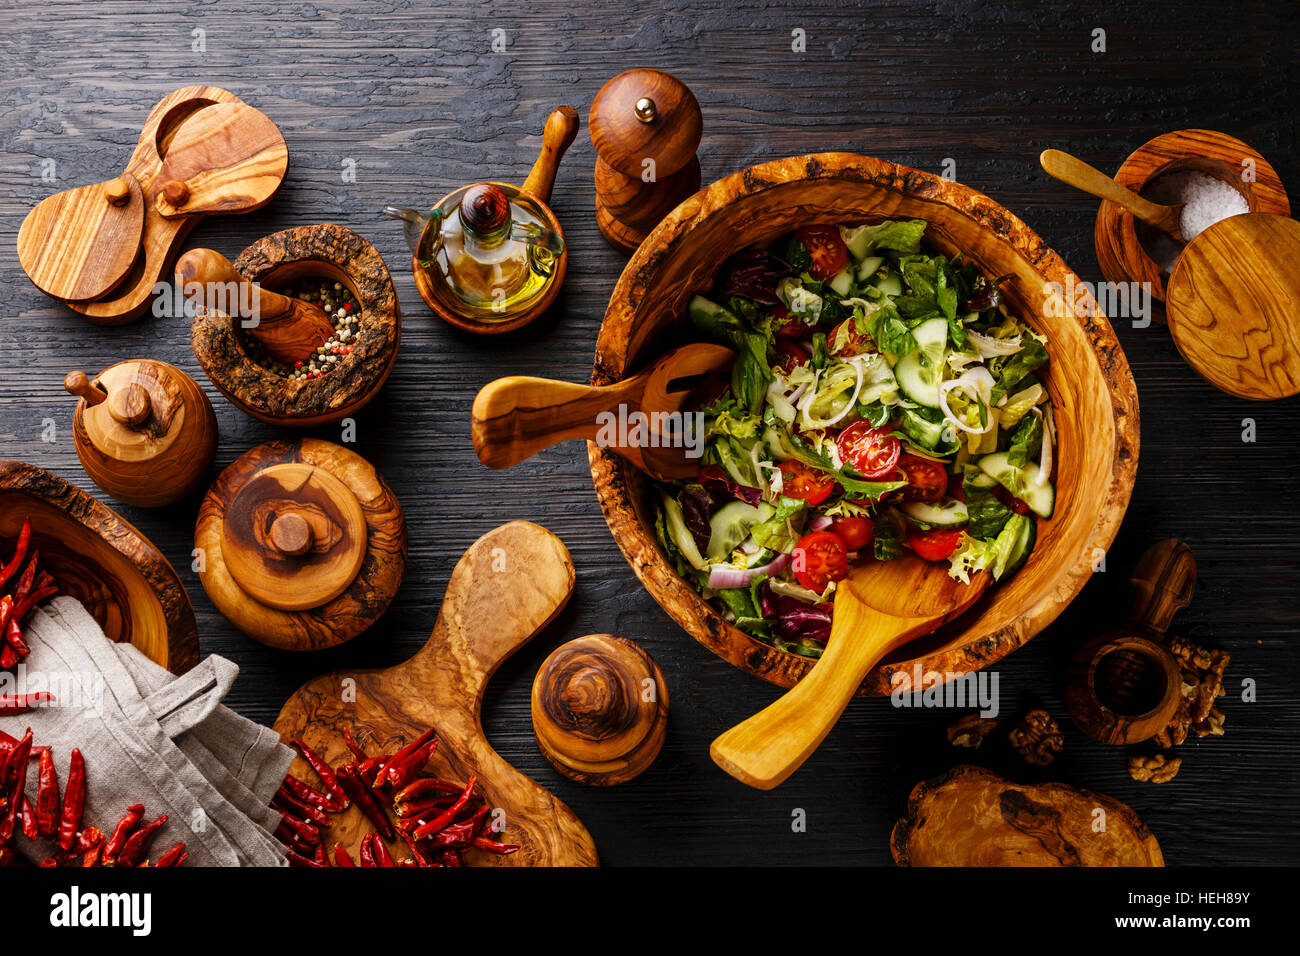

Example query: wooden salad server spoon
[471,342,736,480]
[1040,148,1185,242]
[175,248,335,364]
[711,554,991,790]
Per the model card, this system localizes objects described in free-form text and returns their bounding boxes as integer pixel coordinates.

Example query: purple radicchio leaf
[760,582,833,645]
[721,248,787,305]
[699,466,765,507]
[679,485,714,555]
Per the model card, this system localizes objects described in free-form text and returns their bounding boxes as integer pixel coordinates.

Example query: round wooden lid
[1166,212,1300,400]
[220,462,368,612]
[530,634,669,786]
[66,360,199,464]
[588,69,702,180]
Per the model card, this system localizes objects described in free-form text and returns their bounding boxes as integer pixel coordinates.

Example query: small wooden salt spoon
[471,343,735,480]
[175,248,335,364]
[711,554,990,790]
[1040,149,1185,242]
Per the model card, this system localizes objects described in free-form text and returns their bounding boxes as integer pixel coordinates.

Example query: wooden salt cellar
[589,69,703,254]
[64,360,217,508]
[531,634,669,786]
[1066,540,1195,746]
[194,439,406,650]
[187,224,400,426]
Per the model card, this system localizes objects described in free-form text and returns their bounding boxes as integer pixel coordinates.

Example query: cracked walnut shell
[1009,709,1064,766]
[947,715,997,749]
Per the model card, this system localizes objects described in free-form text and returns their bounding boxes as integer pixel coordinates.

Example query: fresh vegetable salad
[655,219,1057,658]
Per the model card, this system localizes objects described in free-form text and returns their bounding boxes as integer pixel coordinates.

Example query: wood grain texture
[1041,148,1184,240]
[195,438,406,649]
[711,559,992,790]
[531,634,669,785]
[190,224,401,425]
[1093,128,1291,303]
[68,359,217,508]
[274,521,598,865]
[592,152,1141,698]
[1,0,1296,867]
[1165,213,1300,400]
[0,460,198,673]
[891,765,1163,866]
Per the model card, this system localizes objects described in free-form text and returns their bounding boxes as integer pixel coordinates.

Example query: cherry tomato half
[779,460,835,506]
[896,455,948,503]
[830,515,874,552]
[836,421,902,479]
[772,305,807,340]
[792,530,849,592]
[829,318,878,358]
[796,225,849,280]
[993,485,1032,516]
[773,340,808,375]
[907,528,965,562]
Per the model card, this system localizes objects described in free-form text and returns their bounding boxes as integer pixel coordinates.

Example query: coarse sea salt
[1141,171,1250,271]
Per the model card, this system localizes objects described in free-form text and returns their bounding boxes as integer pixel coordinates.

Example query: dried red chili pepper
[359,832,377,867]
[438,849,463,867]
[332,843,355,867]
[21,795,38,840]
[11,551,39,606]
[376,727,438,790]
[357,753,393,784]
[0,728,32,843]
[12,586,56,621]
[396,794,455,818]
[0,596,13,637]
[385,737,439,792]
[35,748,58,837]
[82,845,102,867]
[155,843,187,867]
[343,727,369,763]
[0,692,53,715]
[116,813,167,867]
[0,644,17,670]
[102,803,145,865]
[75,826,105,854]
[285,846,325,868]
[5,616,29,656]
[394,777,463,804]
[273,788,331,828]
[290,739,348,808]
[398,829,434,867]
[336,763,394,840]
[275,812,320,847]
[412,775,476,841]
[56,748,86,851]
[0,520,30,590]
[471,836,520,855]
[281,771,344,813]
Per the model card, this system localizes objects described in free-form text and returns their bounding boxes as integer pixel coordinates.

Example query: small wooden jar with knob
[1066,540,1196,745]
[64,360,217,507]
[195,438,406,650]
[531,634,669,786]
[589,69,703,254]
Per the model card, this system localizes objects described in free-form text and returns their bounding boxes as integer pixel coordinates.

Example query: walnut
[947,714,997,749]
[1129,754,1182,783]
[1154,637,1229,747]
[1009,709,1064,766]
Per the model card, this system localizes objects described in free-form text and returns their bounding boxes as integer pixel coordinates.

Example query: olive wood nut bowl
[0,460,199,673]
[189,224,400,427]
[589,152,1140,696]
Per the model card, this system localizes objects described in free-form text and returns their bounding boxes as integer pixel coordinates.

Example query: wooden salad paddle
[1040,148,1185,241]
[472,342,735,480]
[711,554,991,790]
[274,521,598,866]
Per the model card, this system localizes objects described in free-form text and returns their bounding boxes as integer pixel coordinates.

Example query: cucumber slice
[688,294,734,326]
[873,272,903,297]
[895,352,941,407]
[661,494,707,570]
[855,255,886,283]
[965,470,998,490]
[977,452,1056,519]
[706,501,770,562]
[897,406,946,449]
[989,513,1035,580]
[840,226,877,261]
[901,497,969,529]
[911,316,949,357]
[828,267,854,298]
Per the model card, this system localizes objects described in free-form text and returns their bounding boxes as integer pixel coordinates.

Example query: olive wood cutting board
[273,521,598,866]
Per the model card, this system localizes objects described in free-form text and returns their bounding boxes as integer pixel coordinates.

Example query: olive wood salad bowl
[589,153,1139,695]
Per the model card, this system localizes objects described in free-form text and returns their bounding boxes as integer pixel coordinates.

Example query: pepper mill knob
[589,69,703,254]
[108,382,152,428]
[531,634,669,786]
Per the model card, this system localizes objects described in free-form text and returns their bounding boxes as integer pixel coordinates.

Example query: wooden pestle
[175,249,335,364]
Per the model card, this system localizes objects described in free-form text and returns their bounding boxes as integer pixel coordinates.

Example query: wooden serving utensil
[176,248,335,364]
[1040,148,1185,242]
[711,554,991,790]
[472,342,735,480]
[274,521,598,866]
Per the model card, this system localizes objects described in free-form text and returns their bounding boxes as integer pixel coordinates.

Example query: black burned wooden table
[1,0,1296,866]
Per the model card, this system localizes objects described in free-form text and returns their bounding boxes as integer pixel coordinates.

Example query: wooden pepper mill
[589,69,702,254]
[194,438,406,650]
[64,360,217,507]
[1066,540,1196,745]
[531,634,669,785]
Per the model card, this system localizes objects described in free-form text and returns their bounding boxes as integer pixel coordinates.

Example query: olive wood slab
[274,521,598,866]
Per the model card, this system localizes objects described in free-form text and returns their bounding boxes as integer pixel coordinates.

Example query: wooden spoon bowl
[589,152,1140,695]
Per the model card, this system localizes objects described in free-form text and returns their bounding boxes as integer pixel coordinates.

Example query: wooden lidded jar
[64,360,217,508]
[589,69,703,254]
[188,224,400,427]
[531,634,669,785]
[195,438,406,650]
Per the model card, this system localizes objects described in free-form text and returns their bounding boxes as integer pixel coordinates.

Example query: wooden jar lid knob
[64,371,107,406]
[269,512,314,557]
[531,634,669,786]
[107,382,152,427]
[162,180,190,207]
[459,183,511,235]
[104,178,131,206]
[589,69,702,179]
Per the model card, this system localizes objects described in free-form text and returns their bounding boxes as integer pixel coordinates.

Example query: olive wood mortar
[0,460,199,673]
[589,152,1140,696]
[189,224,400,427]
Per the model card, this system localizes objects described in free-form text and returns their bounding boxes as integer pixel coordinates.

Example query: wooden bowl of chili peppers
[0,460,199,674]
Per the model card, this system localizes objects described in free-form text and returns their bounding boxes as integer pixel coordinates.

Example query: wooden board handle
[1127,538,1197,636]
[175,248,334,364]
[522,106,579,204]
[1040,149,1178,235]
[471,375,631,470]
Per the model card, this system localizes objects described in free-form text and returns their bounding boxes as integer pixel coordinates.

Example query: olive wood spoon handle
[522,106,580,205]
[1040,149,1184,242]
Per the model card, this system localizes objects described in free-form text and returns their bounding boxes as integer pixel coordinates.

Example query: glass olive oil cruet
[382,107,579,332]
